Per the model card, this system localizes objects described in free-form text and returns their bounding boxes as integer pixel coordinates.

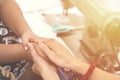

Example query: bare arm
[0,0,40,51]
[0,43,30,64]
[0,0,32,37]
[70,59,120,80]
[33,38,120,80]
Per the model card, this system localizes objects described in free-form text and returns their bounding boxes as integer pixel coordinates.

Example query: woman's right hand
[28,43,60,80]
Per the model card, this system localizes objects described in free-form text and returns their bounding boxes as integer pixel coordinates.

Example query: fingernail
[29,39,34,42]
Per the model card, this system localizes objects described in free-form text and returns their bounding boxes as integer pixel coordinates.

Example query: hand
[21,30,42,61]
[28,43,60,80]
[33,38,76,68]
[21,30,40,51]
[22,31,49,61]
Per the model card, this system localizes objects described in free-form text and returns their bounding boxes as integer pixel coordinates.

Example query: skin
[1,0,119,80]
[0,43,29,63]
[28,43,60,80]
[0,1,61,80]
[29,38,120,80]
[0,0,43,80]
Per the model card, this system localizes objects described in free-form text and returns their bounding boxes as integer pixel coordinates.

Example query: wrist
[70,58,90,75]
[81,62,96,80]
[20,28,33,37]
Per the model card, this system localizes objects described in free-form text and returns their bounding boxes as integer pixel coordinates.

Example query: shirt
[0,23,29,80]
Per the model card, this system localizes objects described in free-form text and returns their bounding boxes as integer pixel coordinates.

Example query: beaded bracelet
[80,62,96,80]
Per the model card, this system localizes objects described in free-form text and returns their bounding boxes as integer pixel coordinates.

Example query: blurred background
[16,0,120,75]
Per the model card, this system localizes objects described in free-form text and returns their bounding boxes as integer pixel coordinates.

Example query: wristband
[81,62,96,80]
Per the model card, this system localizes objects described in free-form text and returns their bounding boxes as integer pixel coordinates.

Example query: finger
[38,42,57,59]
[32,42,59,67]
[32,58,60,80]
[27,43,40,62]
[43,39,71,57]
[39,62,59,80]
[32,43,48,60]
[28,43,49,65]
[38,42,63,66]
[29,37,48,42]
[43,39,66,52]
[28,38,57,59]
[32,64,42,76]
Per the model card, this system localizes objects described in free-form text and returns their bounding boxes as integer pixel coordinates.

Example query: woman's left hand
[32,38,76,68]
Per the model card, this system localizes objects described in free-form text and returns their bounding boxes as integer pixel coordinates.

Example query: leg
[19,62,42,80]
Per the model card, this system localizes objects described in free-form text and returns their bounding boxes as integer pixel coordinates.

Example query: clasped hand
[27,38,76,80]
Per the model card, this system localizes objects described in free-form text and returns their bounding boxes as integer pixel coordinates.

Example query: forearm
[70,59,120,80]
[0,0,32,37]
[0,43,30,64]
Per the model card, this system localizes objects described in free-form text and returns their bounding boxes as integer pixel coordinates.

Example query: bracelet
[80,62,96,80]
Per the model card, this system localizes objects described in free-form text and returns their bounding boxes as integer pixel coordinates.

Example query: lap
[19,62,42,80]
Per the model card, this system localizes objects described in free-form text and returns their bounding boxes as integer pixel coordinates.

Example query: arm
[70,59,120,80]
[0,43,30,64]
[0,0,40,51]
[32,38,120,80]
[0,0,32,37]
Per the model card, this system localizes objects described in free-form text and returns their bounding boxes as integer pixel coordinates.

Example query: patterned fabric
[0,23,29,80]
[0,66,15,80]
